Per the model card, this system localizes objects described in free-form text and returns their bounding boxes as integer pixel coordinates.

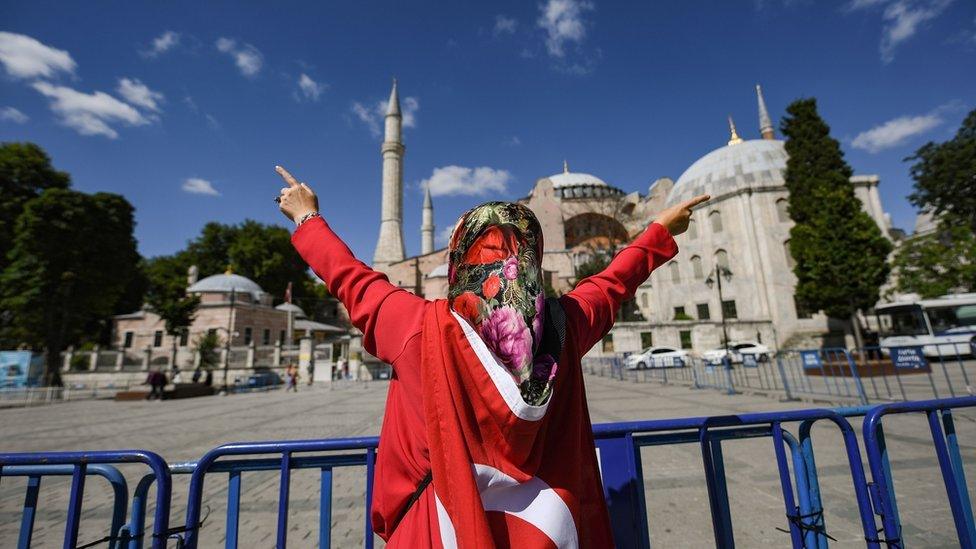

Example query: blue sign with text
[800,350,822,370]
[890,346,928,369]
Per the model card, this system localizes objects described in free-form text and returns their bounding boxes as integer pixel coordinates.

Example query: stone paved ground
[1,374,973,548]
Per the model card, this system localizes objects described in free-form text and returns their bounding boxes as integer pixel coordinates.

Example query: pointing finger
[275,165,300,188]
[682,194,711,210]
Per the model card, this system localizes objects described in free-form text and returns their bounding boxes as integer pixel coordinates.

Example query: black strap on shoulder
[390,470,433,534]
[539,296,567,360]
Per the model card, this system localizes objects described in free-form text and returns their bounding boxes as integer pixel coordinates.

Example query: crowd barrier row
[584,344,976,405]
[2,396,975,548]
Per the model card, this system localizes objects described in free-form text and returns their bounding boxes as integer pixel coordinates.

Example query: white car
[701,341,771,365]
[624,346,690,370]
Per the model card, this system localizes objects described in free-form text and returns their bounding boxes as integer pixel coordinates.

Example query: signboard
[800,350,822,370]
[890,346,928,370]
[0,351,43,388]
[742,354,758,368]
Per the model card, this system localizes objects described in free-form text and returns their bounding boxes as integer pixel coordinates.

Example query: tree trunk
[44,348,63,387]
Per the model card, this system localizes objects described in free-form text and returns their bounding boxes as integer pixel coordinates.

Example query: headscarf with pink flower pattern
[447,202,556,405]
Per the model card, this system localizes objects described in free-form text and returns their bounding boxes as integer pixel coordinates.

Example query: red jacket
[292,217,677,547]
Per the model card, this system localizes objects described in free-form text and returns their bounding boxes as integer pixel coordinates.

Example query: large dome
[542,162,626,200]
[666,139,788,207]
[547,171,608,189]
[187,273,265,300]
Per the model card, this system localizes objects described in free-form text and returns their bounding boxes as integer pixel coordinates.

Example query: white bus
[875,293,976,357]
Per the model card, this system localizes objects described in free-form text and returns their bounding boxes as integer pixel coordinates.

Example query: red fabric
[291,216,677,547]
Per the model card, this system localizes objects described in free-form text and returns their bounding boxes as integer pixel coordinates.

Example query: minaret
[727,115,743,146]
[373,79,407,269]
[421,185,434,255]
[756,84,775,140]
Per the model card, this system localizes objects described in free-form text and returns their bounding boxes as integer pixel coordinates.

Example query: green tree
[193,330,221,370]
[0,143,71,272]
[893,225,976,297]
[907,109,976,232]
[144,255,200,365]
[0,189,141,385]
[781,98,893,346]
[183,220,311,302]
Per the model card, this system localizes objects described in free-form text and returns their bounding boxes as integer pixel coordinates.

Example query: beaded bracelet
[295,211,320,228]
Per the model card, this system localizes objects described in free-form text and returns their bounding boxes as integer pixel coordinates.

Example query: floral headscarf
[447,202,557,405]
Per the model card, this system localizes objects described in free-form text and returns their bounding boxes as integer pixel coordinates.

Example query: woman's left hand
[275,165,320,224]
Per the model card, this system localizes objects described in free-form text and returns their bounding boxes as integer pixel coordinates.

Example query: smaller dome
[188,273,265,300]
[275,302,307,319]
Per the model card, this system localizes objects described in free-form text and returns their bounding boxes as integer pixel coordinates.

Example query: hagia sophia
[109,81,895,370]
[374,81,894,353]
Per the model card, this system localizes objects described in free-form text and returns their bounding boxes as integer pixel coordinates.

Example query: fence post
[843,350,869,405]
[775,353,797,401]
[62,346,74,373]
[89,346,100,372]
[115,349,125,371]
[246,341,256,369]
[722,357,737,395]
[273,340,282,368]
[141,346,152,371]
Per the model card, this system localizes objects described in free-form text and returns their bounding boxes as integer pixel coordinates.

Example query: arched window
[715,249,730,270]
[687,218,698,239]
[776,198,790,223]
[669,262,680,283]
[691,255,704,279]
[709,210,723,233]
[640,291,649,307]
[784,240,795,269]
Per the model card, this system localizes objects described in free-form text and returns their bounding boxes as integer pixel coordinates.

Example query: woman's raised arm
[277,166,427,366]
[560,195,709,353]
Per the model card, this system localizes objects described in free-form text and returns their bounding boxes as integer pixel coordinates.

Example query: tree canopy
[781,98,892,321]
[0,189,141,384]
[907,109,976,232]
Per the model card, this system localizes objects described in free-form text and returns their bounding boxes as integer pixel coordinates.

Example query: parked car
[245,371,283,388]
[701,341,771,365]
[624,346,690,370]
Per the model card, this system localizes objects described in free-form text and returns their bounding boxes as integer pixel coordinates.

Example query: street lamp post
[705,264,735,394]
[223,288,236,392]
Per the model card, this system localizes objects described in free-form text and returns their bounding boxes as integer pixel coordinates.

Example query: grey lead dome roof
[187,273,265,300]
[547,171,609,189]
[666,139,788,207]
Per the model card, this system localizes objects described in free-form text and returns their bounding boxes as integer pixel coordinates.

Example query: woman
[276,166,707,548]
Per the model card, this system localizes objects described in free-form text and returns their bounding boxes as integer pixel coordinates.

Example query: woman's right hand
[276,165,320,224]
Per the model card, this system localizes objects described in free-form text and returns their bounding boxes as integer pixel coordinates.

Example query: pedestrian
[204,368,213,387]
[171,366,182,384]
[144,369,166,400]
[277,165,706,547]
[192,367,202,383]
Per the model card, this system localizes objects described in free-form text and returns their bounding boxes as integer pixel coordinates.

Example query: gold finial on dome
[224,265,234,275]
[563,159,569,173]
[727,115,743,146]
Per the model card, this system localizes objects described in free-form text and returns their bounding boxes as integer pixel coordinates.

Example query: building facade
[372,83,894,355]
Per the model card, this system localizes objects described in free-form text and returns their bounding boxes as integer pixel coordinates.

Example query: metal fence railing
[585,344,976,405]
[3,397,976,548]
[0,381,137,408]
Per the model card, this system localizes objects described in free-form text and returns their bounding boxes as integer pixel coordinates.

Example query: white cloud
[215,37,263,77]
[848,0,953,63]
[504,135,522,146]
[31,81,151,139]
[852,111,942,152]
[205,114,220,130]
[0,32,76,79]
[182,177,220,196]
[117,78,164,112]
[0,106,28,124]
[142,31,180,58]
[537,0,594,58]
[421,166,512,197]
[352,96,420,137]
[494,15,518,35]
[436,224,456,246]
[297,73,326,101]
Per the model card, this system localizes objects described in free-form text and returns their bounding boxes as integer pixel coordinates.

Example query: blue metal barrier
[593,407,879,548]
[862,396,976,548]
[181,436,379,549]
[0,450,171,549]
[4,399,976,547]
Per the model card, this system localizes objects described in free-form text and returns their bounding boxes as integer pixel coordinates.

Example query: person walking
[276,165,706,547]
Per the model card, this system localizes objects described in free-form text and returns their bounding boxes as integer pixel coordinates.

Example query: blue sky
[2,0,974,266]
